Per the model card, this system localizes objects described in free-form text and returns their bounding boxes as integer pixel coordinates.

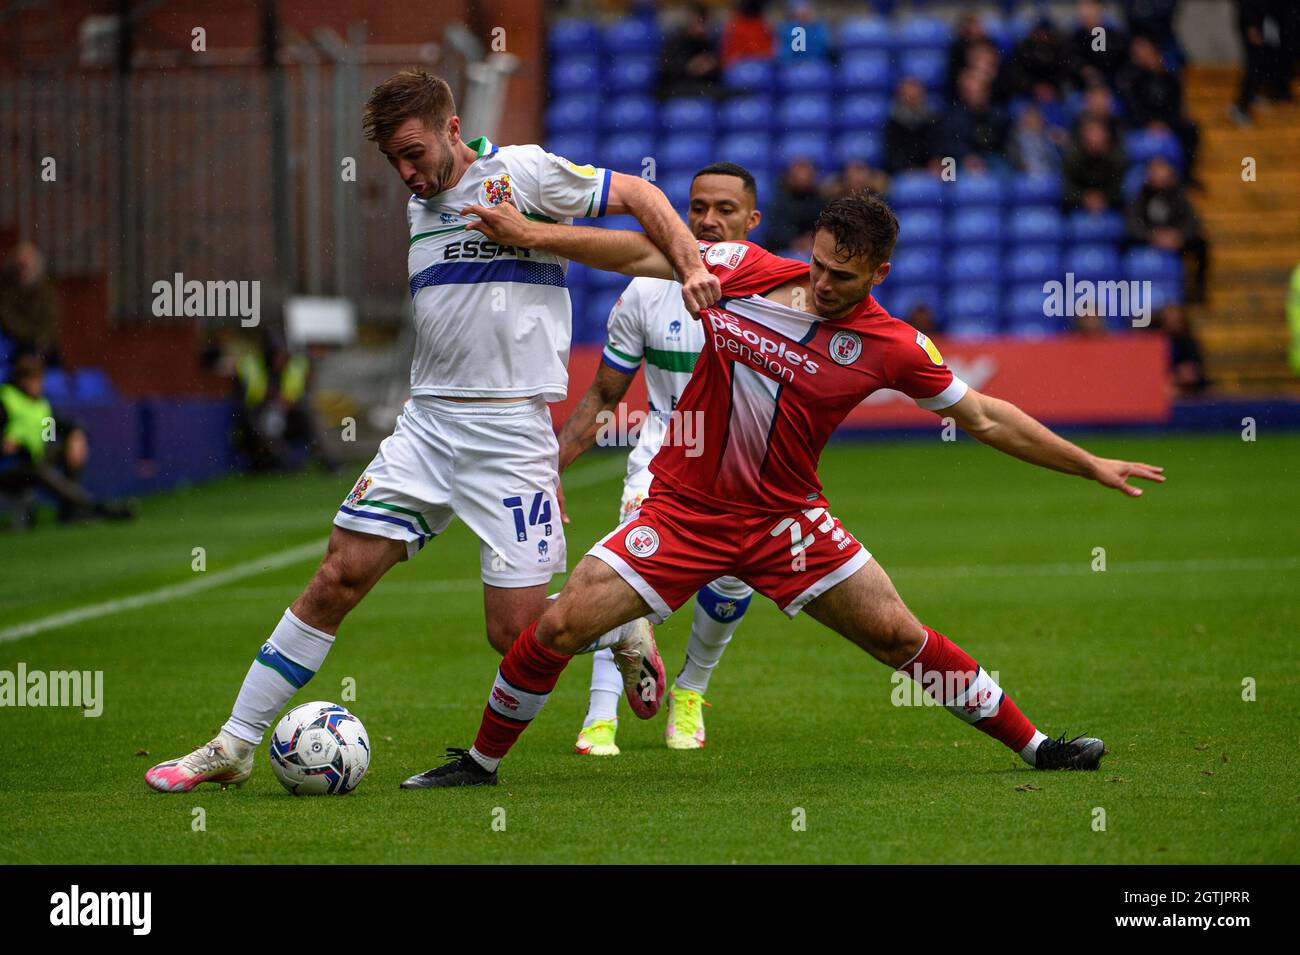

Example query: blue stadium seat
[775,134,832,171]
[894,16,951,51]
[549,19,601,58]
[603,18,660,57]
[1010,172,1063,205]
[836,15,892,52]
[1122,164,1148,200]
[945,283,1002,332]
[1006,311,1070,338]
[1006,206,1063,243]
[606,56,657,95]
[952,173,1005,206]
[718,95,773,133]
[1006,283,1050,321]
[1124,247,1183,284]
[1065,243,1122,280]
[888,171,944,208]
[1006,245,1062,282]
[839,93,891,130]
[832,130,884,168]
[724,58,776,93]
[589,264,628,292]
[660,97,716,135]
[1125,128,1183,168]
[657,134,713,175]
[891,245,944,284]
[950,207,1003,244]
[603,96,656,133]
[949,247,1001,283]
[777,59,835,95]
[1066,210,1126,243]
[836,52,893,93]
[546,95,600,134]
[551,56,601,95]
[878,283,941,319]
[896,208,945,245]
[721,132,773,175]
[897,48,948,89]
[0,331,12,363]
[599,132,655,172]
[656,171,696,209]
[42,368,71,402]
[1149,279,1184,308]
[777,93,833,131]
[547,133,597,165]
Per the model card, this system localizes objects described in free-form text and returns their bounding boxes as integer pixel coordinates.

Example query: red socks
[900,626,1038,754]
[472,622,572,761]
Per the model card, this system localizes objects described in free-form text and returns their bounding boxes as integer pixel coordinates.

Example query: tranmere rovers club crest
[829,330,862,365]
[483,174,513,206]
[345,474,372,506]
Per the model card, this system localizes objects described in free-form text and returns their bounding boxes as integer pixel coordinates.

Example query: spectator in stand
[764,157,823,255]
[1009,16,1070,98]
[1068,0,1131,88]
[1155,302,1208,394]
[1229,0,1289,123]
[1009,104,1065,174]
[0,353,134,527]
[720,0,774,67]
[1122,0,1182,65]
[659,4,722,99]
[1072,83,1123,142]
[947,13,994,101]
[1117,34,1200,175]
[776,0,829,61]
[1126,156,1209,302]
[1069,303,1108,336]
[905,303,938,336]
[885,76,942,173]
[942,69,1009,172]
[1063,117,1128,211]
[0,243,61,366]
[824,158,889,201]
[964,38,1016,105]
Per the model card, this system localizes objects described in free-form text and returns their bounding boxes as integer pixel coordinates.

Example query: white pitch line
[0,455,629,645]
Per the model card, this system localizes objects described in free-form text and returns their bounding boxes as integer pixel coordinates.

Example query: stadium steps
[1182,65,1300,394]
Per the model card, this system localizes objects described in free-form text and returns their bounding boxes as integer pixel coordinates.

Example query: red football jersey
[650,240,969,515]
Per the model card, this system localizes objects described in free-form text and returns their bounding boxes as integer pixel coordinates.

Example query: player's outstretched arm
[605,173,721,316]
[463,199,674,279]
[558,363,635,473]
[945,388,1166,497]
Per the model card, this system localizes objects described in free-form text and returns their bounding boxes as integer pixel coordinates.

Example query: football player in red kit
[398,191,1165,788]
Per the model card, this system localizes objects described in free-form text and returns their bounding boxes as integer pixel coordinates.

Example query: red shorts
[587,486,871,623]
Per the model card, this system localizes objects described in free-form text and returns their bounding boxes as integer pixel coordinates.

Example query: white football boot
[145,731,254,792]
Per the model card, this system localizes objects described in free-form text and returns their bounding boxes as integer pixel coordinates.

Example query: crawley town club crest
[483,174,513,206]
[625,525,660,558]
[345,474,372,506]
[829,330,862,365]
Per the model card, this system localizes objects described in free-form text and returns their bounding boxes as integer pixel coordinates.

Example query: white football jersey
[601,276,704,477]
[406,137,612,401]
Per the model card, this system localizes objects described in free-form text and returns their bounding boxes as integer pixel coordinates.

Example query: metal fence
[1,41,474,326]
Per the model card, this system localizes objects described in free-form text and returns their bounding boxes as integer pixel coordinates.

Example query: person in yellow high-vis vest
[0,353,134,526]
[232,333,336,472]
[1288,261,1300,376]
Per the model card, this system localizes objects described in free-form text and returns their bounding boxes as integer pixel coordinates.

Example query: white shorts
[334,396,565,587]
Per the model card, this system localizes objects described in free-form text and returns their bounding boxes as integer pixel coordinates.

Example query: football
[268,701,371,796]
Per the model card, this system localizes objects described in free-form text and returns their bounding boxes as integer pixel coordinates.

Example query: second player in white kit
[556,163,764,754]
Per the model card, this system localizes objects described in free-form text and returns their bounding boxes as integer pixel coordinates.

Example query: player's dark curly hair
[813,190,899,266]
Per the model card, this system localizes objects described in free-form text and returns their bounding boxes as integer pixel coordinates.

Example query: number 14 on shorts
[502,492,553,542]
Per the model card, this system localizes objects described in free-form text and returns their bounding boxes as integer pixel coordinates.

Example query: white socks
[676,578,752,693]
[584,648,623,725]
[222,608,335,745]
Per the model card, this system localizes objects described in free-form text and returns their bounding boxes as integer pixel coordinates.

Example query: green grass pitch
[0,432,1296,864]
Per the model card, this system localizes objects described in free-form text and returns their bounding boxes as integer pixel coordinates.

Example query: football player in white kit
[145,69,721,793]
[556,163,762,755]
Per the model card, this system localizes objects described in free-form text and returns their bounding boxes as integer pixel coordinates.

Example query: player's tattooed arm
[605,173,721,316]
[945,389,1166,498]
[462,200,676,280]
[558,364,635,473]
